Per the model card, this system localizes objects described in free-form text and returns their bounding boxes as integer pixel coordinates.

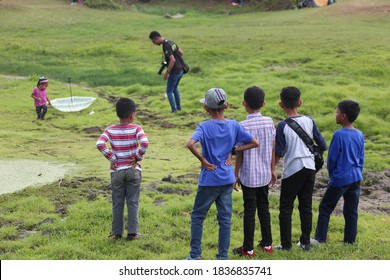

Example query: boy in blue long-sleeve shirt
[313,100,364,244]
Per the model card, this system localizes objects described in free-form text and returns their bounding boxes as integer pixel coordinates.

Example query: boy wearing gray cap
[185,88,259,260]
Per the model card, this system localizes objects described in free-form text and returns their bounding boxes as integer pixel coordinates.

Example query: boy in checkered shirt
[232,86,276,257]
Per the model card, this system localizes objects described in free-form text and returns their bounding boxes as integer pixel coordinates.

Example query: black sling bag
[285,118,324,173]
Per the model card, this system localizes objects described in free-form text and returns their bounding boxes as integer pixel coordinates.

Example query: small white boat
[51,96,96,112]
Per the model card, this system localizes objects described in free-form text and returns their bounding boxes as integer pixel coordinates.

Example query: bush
[83,0,126,9]
[83,0,297,11]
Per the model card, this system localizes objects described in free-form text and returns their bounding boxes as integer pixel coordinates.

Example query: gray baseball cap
[199,88,227,109]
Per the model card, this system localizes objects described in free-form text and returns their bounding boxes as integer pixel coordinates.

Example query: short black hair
[116,98,136,119]
[208,107,225,113]
[149,31,161,40]
[280,86,301,109]
[244,86,265,110]
[338,100,360,123]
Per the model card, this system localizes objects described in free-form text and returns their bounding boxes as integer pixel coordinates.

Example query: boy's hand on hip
[225,154,232,166]
[129,158,138,168]
[110,162,117,170]
[201,159,217,171]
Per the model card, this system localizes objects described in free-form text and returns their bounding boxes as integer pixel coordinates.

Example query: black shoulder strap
[285,118,314,153]
[171,45,184,67]
[163,40,183,65]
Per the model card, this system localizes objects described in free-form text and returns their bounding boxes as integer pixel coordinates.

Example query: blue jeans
[166,71,183,112]
[110,168,141,235]
[190,184,234,260]
[315,181,360,244]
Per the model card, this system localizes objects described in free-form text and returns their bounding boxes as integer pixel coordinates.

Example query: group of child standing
[96,85,364,260]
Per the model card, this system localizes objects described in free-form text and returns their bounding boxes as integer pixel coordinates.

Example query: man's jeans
[110,168,141,235]
[166,71,183,112]
[315,181,360,243]
[190,184,233,260]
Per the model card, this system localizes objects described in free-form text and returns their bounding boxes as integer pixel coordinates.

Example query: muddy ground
[152,166,390,216]
[310,167,390,215]
[3,159,389,216]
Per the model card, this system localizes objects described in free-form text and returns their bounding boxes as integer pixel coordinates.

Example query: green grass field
[0,0,389,260]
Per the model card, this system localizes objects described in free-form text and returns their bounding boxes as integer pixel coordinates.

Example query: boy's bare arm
[225,153,232,166]
[235,138,259,153]
[271,142,277,186]
[164,54,176,80]
[234,151,243,188]
[186,138,217,170]
[232,138,258,186]
[274,154,281,166]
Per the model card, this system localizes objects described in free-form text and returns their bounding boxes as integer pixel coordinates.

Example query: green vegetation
[0,0,389,260]
[83,0,298,12]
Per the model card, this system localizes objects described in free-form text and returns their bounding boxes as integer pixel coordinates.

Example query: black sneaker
[296,242,311,251]
[126,233,141,241]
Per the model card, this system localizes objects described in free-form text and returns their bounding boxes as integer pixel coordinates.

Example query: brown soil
[144,168,390,216]
[310,168,389,215]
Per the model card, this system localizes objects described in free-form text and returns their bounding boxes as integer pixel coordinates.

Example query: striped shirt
[238,113,276,187]
[96,124,149,172]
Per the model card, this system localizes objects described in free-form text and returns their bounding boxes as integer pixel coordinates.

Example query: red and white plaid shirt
[238,113,275,187]
[97,124,149,172]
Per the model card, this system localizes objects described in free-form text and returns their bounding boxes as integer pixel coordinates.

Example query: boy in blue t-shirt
[313,100,364,244]
[185,88,259,260]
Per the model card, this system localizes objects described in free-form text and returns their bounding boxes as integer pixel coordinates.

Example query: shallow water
[0,159,74,195]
